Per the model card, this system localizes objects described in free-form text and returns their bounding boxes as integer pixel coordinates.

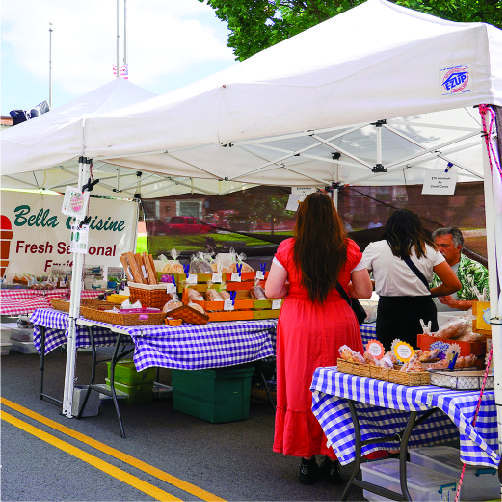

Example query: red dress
[273,238,364,457]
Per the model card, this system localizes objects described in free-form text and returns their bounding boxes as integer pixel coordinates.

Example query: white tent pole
[481,130,502,457]
[62,156,91,417]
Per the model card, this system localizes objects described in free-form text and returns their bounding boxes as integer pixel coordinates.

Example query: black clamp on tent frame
[77,215,92,229]
[82,177,100,193]
[323,182,343,193]
[372,164,387,172]
[371,119,387,127]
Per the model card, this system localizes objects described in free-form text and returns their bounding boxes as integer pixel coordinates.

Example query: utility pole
[116,0,120,78]
[49,22,53,108]
[123,0,127,68]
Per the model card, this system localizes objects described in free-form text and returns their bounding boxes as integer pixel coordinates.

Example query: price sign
[212,272,222,283]
[224,299,234,311]
[365,340,385,359]
[255,271,265,280]
[230,273,241,282]
[394,341,414,363]
[166,283,176,294]
[272,299,281,310]
[186,274,198,285]
[69,224,89,254]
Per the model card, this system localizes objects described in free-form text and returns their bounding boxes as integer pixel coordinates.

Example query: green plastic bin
[172,366,254,423]
[104,377,153,404]
[106,359,155,386]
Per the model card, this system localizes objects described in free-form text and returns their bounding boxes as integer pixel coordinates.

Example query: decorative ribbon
[454,346,494,502]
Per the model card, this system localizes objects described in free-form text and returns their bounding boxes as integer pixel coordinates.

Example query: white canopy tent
[1,0,501,458]
[82,0,502,463]
[1,79,251,198]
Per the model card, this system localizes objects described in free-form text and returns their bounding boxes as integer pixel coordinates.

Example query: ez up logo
[440,65,471,97]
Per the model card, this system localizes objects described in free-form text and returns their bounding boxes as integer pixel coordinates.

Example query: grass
[137,231,286,256]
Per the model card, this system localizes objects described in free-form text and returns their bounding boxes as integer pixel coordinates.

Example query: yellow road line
[1,410,181,502]
[1,398,225,502]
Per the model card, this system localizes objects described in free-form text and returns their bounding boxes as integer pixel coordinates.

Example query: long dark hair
[384,209,436,258]
[293,192,347,303]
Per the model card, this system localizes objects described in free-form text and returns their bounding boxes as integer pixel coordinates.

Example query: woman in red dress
[265,192,372,485]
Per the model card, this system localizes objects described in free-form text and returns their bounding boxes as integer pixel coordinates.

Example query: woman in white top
[361,209,461,349]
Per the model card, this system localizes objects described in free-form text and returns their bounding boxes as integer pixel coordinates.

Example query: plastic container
[72,385,100,417]
[6,325,34,342]
[10,340,37,354]
[1,342,12,355]
[172,366,254,423]
[106,359,155,386]
[409,446,499,501]
[360,458,458,501]
[104,377,153,404]
[437,311,471,328]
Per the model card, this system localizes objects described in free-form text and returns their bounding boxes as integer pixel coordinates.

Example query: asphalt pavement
[1,347,367,502]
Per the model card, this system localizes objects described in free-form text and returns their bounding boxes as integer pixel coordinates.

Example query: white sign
[291,187,316,196]
[212,272,222,283]
[224,299,234,311]
[186,274,198,285]
[286,194,305,211]
[421,170,457,195]
[0,191,137,277]
[230,272,241,282]
[62,186,89,219]
[69,224,90,254]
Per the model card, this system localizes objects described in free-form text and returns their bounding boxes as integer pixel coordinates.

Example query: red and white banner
[0,192,137,278]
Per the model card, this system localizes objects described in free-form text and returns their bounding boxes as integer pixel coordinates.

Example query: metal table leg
[341,399,438,501]
[76,326,132,438]
[38,325,63,405]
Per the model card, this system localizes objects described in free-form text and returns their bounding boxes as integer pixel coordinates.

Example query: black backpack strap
[402,257,430,291]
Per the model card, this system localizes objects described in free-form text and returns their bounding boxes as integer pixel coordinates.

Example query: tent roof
[2,0,502,190]
[73,0,502,187]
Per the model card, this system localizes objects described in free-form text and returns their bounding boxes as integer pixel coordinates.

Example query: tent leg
[480,110,502,472]
[62,157,92,417]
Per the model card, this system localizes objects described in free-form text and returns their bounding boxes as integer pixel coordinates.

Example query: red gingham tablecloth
[0,289,103,315]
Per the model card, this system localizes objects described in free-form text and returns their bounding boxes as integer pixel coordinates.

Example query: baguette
[126,251,144,283]
[120,254,135,282]
[143,251,157,285]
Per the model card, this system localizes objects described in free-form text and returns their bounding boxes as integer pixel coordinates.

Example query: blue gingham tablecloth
[30,308,125,354]
[310,367,500,468]
[359,322,376,347]
[30,308,277,371]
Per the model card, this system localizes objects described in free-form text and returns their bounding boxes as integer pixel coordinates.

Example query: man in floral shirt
[430,227,489,311]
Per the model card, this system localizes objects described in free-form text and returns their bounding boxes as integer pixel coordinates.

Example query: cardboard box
[172,366,254,423]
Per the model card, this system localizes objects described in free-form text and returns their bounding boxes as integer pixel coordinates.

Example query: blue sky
[1,0,237,116]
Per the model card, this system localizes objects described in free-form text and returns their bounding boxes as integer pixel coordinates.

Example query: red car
[150,216,215,235]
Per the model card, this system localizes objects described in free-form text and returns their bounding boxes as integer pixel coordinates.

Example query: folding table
[310,367,499,501]
[30,308,277,437]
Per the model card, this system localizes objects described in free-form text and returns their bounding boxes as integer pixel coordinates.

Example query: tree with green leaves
[201,0,501,61]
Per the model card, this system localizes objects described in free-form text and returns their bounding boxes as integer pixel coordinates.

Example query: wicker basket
[369,365,390,381]
[169,304,209,325]
[128,282,172,309]
[79,306,166,326]
[50,298,112,313]
[388,369,430,386]
[336,359,370,377]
